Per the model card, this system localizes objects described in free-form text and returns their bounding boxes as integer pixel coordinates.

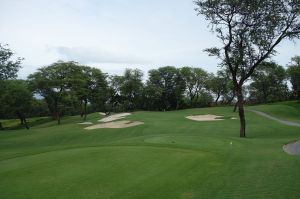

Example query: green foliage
[28,61,83,123]
[207,70,234,105]
[180,67,210,107]
[0,43,23,80]
[107,75,125,112]
[72,66,108,118]
[146,66,185,111]
[0,80,33,129]
[248,62,289,103]
[287,56,300,99]
[28,99,50,117]
[120,69,144,110]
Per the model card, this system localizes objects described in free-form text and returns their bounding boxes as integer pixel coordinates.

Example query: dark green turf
[1,102,300,199]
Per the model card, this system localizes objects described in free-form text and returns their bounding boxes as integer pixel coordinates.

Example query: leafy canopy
[195,0,300,86]
[0,44,23,80]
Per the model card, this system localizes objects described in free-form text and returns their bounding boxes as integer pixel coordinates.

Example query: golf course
[1,101,300,199]
[2,0,300,198]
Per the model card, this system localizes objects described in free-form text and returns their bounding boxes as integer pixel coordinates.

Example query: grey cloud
[48,46,151,65]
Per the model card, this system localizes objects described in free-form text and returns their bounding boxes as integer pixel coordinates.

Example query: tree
[195,0,300,137]
[143,81,163,110]
[120,69,144,111]
[0,44,23,80]
[146,67,185,111]
[0,44,23,129]
[86,68,108,114]
[73,66,108,120]
[208,73,226,105]
[207,71,233,105]
[287,56,300,99]
[248,62,288,103]
[1,80,33,129]
[106,69,144,112]
[28,61,82,124]
[218,70,235,105]
[107,75,125,112]
[180,67,209,107]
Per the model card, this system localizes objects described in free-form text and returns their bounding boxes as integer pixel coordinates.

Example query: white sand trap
[99,112,106,116]
[85,120,143,130]
[78,122,93,125]
[99,113,132,122]
[283,140,300,155]
[186,114,224,121]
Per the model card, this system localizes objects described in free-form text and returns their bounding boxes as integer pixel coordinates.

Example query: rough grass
[0,102,300,199]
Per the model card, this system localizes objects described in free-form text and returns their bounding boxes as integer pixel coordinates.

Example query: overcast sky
[1,0,300,79]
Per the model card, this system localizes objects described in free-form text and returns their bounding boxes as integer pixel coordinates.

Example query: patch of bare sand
[85,120,144,130]
[283,140,300,155]
[186,114,224,121]
[99,113,132,122]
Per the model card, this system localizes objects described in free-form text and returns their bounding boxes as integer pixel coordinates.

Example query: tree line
[1,43,299,129]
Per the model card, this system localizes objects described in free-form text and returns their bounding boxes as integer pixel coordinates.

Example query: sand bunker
[186,114,224,121]
[283,140,300,155]
[85,120,143,130]
[99,113,132,122]
[78,122,93,125]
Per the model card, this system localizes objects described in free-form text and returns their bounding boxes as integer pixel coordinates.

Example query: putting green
[0,146,212,199]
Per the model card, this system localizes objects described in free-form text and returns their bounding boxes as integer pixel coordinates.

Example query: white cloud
[48,46,151,64]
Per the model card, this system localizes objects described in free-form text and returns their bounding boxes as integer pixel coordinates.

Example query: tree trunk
[190,97,193,107]
[57,111,61,125]
[233,102,238,112]
[16,111,29,130]
[23,117,29,129]
[80,99,84,118]
[54,99,60,125]
[84,100,87,121]
[45,97,56,120]
[237,87,246,138]
[215,93,220,105]
[20,117,24,125]
[17,112,23,125]
[189,92,195,107]
[227,92,235,105]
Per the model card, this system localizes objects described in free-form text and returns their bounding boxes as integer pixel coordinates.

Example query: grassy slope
[0,105,300,199]
[250,100,300,123]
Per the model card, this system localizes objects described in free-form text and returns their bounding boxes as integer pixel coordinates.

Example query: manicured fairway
[1,103,300,199]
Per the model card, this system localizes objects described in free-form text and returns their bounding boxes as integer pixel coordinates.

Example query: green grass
[0,116,52,129]
[250,100,300,123]
[0,103,300,199]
